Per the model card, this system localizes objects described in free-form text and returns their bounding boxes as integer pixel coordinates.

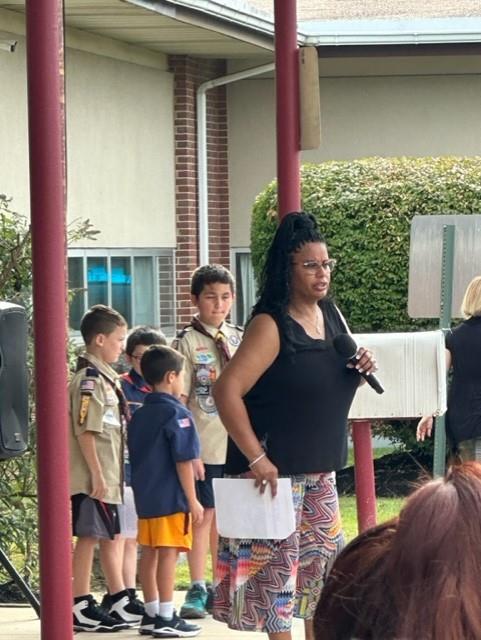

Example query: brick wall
[169,56,230,329]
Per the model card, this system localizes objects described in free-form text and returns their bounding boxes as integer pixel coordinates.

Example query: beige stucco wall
[228,54,481,247]
[228,78,275,248]
[0,15,175,248]
[0,36,30,218]
[66,47,175,247]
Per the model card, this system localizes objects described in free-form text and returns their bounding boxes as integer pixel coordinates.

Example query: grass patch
[340,495,404,542]
[174,495,404,588]
[175,555,198,590]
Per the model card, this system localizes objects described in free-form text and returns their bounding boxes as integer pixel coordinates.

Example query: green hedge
[251,157,481,455]
[251,156,481,333]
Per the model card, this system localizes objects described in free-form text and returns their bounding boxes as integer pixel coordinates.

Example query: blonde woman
[417,276,481,460]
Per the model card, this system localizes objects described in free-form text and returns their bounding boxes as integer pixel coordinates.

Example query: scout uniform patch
[78,396,90,425]
[78,368,99,426]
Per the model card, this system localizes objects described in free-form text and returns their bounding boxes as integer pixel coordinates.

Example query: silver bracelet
[248,451,266,468]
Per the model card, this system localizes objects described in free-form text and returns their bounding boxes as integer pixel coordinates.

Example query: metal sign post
[433,225,455,478]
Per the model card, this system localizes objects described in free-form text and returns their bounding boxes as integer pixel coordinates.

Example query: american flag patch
[177,417,191,429]
[80,379,95,393]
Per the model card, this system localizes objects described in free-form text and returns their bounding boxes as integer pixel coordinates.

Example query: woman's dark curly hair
[252,211,326,322]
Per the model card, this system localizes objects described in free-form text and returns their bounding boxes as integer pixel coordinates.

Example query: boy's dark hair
[125,326,167,355]
[141,345,184,386]
[190,264,235,297]
[80,304,127,345]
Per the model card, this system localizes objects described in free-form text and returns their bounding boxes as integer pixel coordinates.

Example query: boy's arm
[171,335,193,400]
[171,335,205,479]
[77,431,107,500]
[179,383,204,480]
[167,408,203,522]
[176,461,203,524]
[192,458,205,481]
[71,371,108,500]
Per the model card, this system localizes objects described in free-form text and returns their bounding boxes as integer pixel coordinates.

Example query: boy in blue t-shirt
[128,345,204,638]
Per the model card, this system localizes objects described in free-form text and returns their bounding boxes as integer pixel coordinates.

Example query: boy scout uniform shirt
[121,368,151,486]
[172,317,242,465]
[69,352,124,504]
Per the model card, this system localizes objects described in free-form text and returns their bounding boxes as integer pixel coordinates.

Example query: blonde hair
[461,276,481,318]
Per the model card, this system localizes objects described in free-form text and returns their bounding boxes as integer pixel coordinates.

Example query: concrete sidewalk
[0,592,306,639]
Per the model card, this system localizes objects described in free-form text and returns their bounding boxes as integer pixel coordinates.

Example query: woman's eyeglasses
[292,259,337,273]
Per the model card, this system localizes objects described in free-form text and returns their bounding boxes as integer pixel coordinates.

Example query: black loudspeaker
[0,302,28,459]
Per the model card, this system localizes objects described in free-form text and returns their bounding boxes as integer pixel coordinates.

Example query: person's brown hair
[125,325,166,355]
[315,462,481,640]
[80,304,127,345]
[314,519,398,640]
[190,264,235,297]
[140,345,184,386]
[388,462,481,640]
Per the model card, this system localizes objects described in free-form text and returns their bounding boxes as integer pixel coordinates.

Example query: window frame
[230,247,256,327]
[68,247,175,332]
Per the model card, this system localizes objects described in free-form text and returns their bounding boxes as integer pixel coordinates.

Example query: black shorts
[71,493,120,540]
[196,464,224,508]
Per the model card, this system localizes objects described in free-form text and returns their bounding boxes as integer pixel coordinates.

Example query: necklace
[289,306,323,336]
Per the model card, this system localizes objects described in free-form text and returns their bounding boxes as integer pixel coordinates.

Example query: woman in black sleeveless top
[212,213,377,640]
[417,276,481,459]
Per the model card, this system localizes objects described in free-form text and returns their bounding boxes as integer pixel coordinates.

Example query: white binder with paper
[213,478,296,540]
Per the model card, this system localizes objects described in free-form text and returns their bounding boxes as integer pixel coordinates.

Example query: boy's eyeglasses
[292,259,337,274]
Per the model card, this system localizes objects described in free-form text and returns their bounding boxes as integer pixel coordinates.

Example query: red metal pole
[352,420,377,533]
[274,0,301,219]
[25,2,73,639]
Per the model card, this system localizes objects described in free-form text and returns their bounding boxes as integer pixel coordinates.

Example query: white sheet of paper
[213,478,296,540]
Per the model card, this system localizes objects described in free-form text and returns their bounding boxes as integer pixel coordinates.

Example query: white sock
[192,580,206,591]
[158,601,174,620]
[145,600,160,618]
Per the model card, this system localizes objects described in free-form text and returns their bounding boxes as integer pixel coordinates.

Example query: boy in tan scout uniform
[172,265,243,619]
[70,305,143,633]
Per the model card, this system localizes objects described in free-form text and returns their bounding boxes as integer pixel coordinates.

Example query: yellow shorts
[137,512,192,550]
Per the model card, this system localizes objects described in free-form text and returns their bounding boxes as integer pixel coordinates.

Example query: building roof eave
[299,17,481,47]
[127,0,276,45]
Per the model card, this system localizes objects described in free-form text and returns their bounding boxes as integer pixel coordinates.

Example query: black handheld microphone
[333,333,385,395]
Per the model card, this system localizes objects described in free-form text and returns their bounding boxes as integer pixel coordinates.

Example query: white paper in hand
[213,478,296,540]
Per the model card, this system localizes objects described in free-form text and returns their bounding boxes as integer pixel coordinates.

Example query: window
[68,249,176,335]
[232,249,256,326]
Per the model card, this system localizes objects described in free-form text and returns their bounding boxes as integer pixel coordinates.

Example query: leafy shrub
[0,194,98,589]
[251,157,481,451]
